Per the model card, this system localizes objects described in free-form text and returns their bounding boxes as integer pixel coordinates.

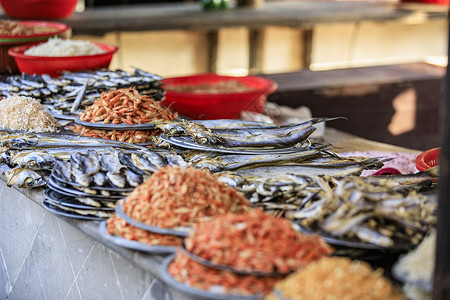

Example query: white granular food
[394,229,436,285]
[0,96,59,132]
[24,37,106,57]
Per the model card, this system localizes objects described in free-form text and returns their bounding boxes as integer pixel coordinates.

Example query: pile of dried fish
[215,171,438,249]
[158,118,332,150]
[43,148,186,220]
[0,129,186,190]
[289,175,437,249]
[0,68,164,115]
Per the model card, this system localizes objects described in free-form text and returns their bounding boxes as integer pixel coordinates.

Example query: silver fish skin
[140,151,167,168]
[209,117,327,136]
[218,126,316,148]
[92,171,107,186]
[11,152,56,170]
[191,149,322,172]
[6,168,46,188]
[106,171,127,188]
[71,168,92,187]
[125,169,143,187]
[100,152,124,173]
[130,153,158,174]
[54,160,72,181]
[70,152,100,176]
[350,225,394,247]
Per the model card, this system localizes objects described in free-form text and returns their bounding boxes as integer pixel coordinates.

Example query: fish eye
[199,137,208,144]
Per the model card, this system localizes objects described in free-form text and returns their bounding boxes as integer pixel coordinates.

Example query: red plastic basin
[161,73,278,120]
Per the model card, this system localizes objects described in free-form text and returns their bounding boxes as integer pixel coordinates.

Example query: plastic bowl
[0,0,78,19]
[0,21,71,74]
[161,73,278,120]
[8,42,118,77]
[415,147,440,171]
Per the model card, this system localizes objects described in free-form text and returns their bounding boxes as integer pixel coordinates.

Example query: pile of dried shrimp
[70,87,177,143]
[185,209,334,274]
[122,166,251,229]
[68,126,159,144]
[106,214,182,247]
[168,251,283,296]
[265,257,405,300]
[80,87,177,124]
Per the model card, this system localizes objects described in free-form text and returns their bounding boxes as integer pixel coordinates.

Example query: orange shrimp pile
[185,209,334,274]
[80,87,177,124]
[106,214,182,247]
[70,87,177,143]
[168,251,284,296]
[122,166,251,229]
[68,125,159,144]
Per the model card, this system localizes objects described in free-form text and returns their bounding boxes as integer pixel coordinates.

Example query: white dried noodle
[24,37,106,57]
[0,96,59,132]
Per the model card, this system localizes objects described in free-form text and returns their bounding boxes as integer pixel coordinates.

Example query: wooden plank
[261,63,445,151]
[52,1,447,35]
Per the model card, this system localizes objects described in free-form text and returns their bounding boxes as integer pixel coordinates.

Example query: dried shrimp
[68,124,159,144]
[265,257,405,300]
[106,214,181,247]
[185,209,333,274]
[79,87,177,124]
[168,251,283,296]
[122,166,251,229]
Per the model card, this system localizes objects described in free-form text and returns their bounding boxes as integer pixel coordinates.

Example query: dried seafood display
[106,213,182,247]
[167,209,332,297]
[0,64,441,299]
[121,166,251,231]
[79,87,176,124]
[68,87,177,143]
[167,251,283,296]
[0,69,164,116]
[290,175,437,249]
[183,209,333,274]
[265,257,405,300]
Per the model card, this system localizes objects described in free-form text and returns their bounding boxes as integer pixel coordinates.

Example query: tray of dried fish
[47,176,126,200]
[160,254,261,300]
[115,203,191,237]
[158,117,337,152]
[72,117,157,130]
[44,189,115,211]
[98,221,176,254]
[42,199,113,220]
[0,69,165,116]
[288,175,437,251]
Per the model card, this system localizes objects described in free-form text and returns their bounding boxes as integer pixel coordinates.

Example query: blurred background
[46,0,449,77]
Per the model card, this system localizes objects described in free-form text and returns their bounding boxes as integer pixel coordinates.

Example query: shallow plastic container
[415,147,440,171]
[8,42,118,77]
[161,73,278,120]
[0,0,78,19]
[0,21,71,74]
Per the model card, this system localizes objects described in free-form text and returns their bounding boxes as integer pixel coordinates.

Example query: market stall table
[0,127,422,299]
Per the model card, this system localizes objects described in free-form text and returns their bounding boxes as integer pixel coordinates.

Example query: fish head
[23,153,56,170]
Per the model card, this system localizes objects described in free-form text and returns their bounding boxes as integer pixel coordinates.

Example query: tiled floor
[0,182,173,300]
